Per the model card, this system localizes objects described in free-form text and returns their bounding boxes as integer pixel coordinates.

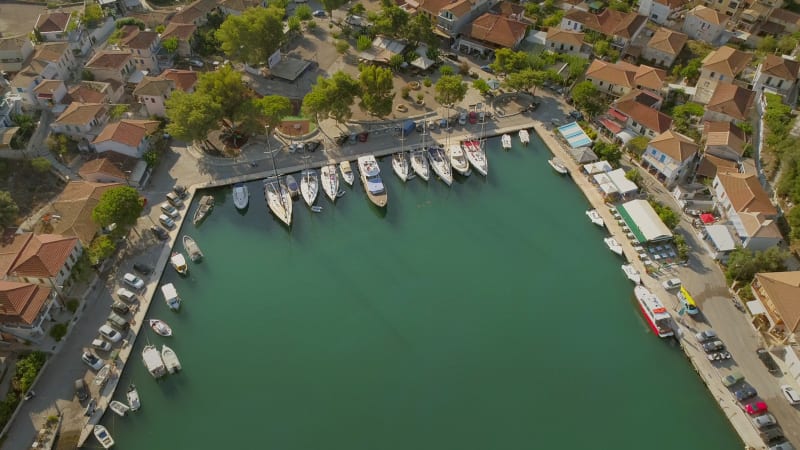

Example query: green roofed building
[617,199,673,244]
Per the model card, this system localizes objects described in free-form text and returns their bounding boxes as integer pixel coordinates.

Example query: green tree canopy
[371,5,409,36]
[434,75,467,108]
[255,95,293,131]
[356,35,372,51]
[401,13,437,48]
[321,0,348,15]
[31,157,51,173]
[335,39,350,54]
[725,247,789,284]
[504,69,546,95]
[216,6,285,66]
[295,4,312,20]
[648,199,679,229]
[593,141,622,166]
[195,66,254,130]
[0,191,19,227]
[302,71,361,124]
[82,4,103,27]
[626,136,651,155]
[571,81,603,117]
[162,36,179,53]
[91,186,143,228]
[473,79,491,95]
[490,48,530,74]
[359,65,394,118]
[88,235,116,264]
[165,91,223,142]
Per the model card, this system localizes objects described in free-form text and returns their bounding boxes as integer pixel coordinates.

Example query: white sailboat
[392,152,410,182]
[604,237,624,256]
[162,345,182,374]
[126,384,141,412]
[264,178,292,226]
[462,139,488,176]
[357,155,388,207]
[447,144,471,176]
[232,183,249,210]
[519,129,530,146]
[339,161,355,186]
[586,209,605,227]
[93,425,115,449]
[427,145,453,185]
[300,169,319,207]
[621,264,641,284]
[320,165,339,202]
[501,134,512,149]
[411,149,430,181]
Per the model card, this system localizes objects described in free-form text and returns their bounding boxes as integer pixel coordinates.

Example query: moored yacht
[548,158,569,175]
[447,144,471,176]
[320,165,339,202]
[142,345,166,379]
[621,264,641,284]
[501,134,512,149]
[427,145,453,185]
[357,155,388,207]
[462,139,488,176]
[604,237,624,256]
[162,345,182,374]
[519,129,530,146]
[634,285,674,338]
[586,209,605,227]
[161,283,181,311]
[339,161,355,186]
[232,183,249,210]
[170,252,188,275]
[410,149,430,181]
[263,178,292,226]
[392,152,410,182]
[300,169,319,207]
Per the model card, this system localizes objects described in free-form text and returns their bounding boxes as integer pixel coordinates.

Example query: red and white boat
[634,286,674,338]
[461,140,488,176]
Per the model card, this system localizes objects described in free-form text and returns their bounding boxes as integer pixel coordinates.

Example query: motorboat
[621,264,641,284]
[142,345,166,379]
[339,161,355,186]
[94,364,111,386]
[357,155,388,207]
[410,149,430,181]
[109,400,130,417]
[548,158,569,175]
[182,235,203,262]
[300,169,319,207]
[462,140,488,176]
[392,152,410,182]
[232,183,249,210]
[604,237,624,256]
[93,425,115,449]
[192,195,214,225]
[501,134,512,150]
[170,252,188,275]
[447,144,471,176]
[427,145,453,185]
[263,178,292,226]
[149,319,173,337]
[162,345,182,374]
[311,205,323,213]
[285,174,300,199]
[161,283,181,311]
[519,129,530,146]
[320,165,339,202]
[634,286,674,338]
[126,384,141,411]
[586,209,605,227]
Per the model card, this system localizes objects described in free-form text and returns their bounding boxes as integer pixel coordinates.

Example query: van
[107,311,130,331]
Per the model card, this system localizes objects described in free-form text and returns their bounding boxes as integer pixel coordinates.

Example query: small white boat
[232,183,249,210]
[447,144,471,176]
[93,425,115,449]
[320,165,339,202]
[604,237,624,256]
[142,345,166,379]
[502,134,512,149]
[285,175,300,199]
[192,195,214,225]
[182,235,203,262]
[94,364,111,386]
[519,129,530,145]
[339,161,355,186]
[410,149,430,181]
[161,345,182,374]
[462,140,488,176]
[548,158,569,175]
[126,384,141,412]
[170,252,188,275]
[586,209,605,227]
[300,169,319,207]
[427,145,453,186]
[109,400,130,417]
[149,319,173,337]
[264,178,292,226]
[357,155,388,207]
[392,152,410,182]
[161,283,181,311]
[621,264,641,284]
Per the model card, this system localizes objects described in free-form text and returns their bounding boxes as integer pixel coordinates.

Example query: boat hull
[320,165,338,202]
[410,151,430,181]
[232,184,249,210]
[339,162,355,186]
[427,148,453,185]
[638,301,673,338]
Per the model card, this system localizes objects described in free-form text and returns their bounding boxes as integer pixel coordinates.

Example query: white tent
[705,224,736,252]
[583,160,613,174]
[617,199,673,243]
[607,169,638,196]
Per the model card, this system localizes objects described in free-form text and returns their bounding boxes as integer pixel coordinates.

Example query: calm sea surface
[104,134,741,449]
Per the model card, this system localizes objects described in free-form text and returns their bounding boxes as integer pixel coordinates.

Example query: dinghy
[109,400,130,417]
[149,319,173,337]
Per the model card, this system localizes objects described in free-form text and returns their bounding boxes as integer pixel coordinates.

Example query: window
[660,154,666,163]
[710,71,715,78]
[550,42,555,47]
[569,45,574,50]
[651,149,657,155]
[598,81,604,86]
[777,79,783,88]
[766,76,773,85]
[150,98,155,103]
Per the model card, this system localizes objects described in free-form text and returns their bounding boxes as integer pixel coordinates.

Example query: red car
[468,111,478,124]
[745,402,768,415]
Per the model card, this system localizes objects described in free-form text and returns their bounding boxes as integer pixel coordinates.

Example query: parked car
[99,324,123,342]
[107,312,130,331]
[116,287,136,303]
[151,226,169,241]
[165,192,184,208]
[172,185,188,199]
[111,301,130,315]
[760,427,785,442]
[160,202,179,219]
[753,413,777,429]
[735,384,758,402]
[188,58,204,68]
[722,371,744,387]
[568,110,583,120]
[443,52,459,61]
[159,214,175,230]
[91,338,111,352]
[133,263,152,276]
[479,65,493,74]
[780,385,800,405]
[312,9,326,17]
[81,351,103,371]
[746,401,769,416]
[123,273,144,290]
[74,379,88,401]
[757,348,781,374]
[662,278,682,290]
[702,340,725,353]
[695,329,717,343]
[458,112,467,125]
[768,440,796,450]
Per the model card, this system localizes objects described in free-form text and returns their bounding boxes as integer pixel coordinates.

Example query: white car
[99,324,123,342]
[662,278,681,290]
[81,351,104,371]
[91,339,111,352]
[123,273,144,290]
[116,287,136,303]
[781,385,800,405]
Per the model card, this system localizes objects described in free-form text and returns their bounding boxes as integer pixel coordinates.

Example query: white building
[641,130,698,186]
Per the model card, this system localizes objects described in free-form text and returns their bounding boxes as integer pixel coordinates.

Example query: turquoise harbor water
[104,134,741,449]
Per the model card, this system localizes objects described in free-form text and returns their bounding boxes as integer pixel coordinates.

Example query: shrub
[66,299,80,313]
[49,323,68,342]
[423,77,432,87]
[401,86,410,99]
[440,65,454,76]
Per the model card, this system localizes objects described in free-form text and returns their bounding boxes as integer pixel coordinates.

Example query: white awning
[607,168,637,195]
[616,129,637,144]
[583,160,613,174]
[705,224,736,252]
[618,199,673,243]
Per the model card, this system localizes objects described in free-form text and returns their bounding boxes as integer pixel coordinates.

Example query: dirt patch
[54,428,79,450]
[279,119,311,137]
[0,159,64,225]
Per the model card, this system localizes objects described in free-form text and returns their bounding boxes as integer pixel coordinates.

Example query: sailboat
[392,152,410,182]
[300,169,319,207]
[427,145,453,185]
[462,139,488,176]
[320,165,339,202]
[339,161,355,186]
[357,155,388,207]
[411,121,430,181]
[264,178,292,226]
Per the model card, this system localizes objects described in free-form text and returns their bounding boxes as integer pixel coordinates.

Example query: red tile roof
[0,233,79,278]
[0,281,52,326]
[469,13,528,48]
[93,120,160,147]
[35,11,71,33]
[613,99,673,133]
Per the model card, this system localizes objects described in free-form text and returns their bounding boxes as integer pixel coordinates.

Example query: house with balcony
[465,12,528,50]
[0,232,82,291]
[85,51,135,84]
[703,0,743,18]
[33,79,68,109]
[704,121,746,161]
[31,42,77,81]
[40,181,124,245]
[703,83,755,124]
[50,102,109,140]
[133,68,198,117]
[9,67,44,108]
[560,9,647,51]
[609,94,672,138]
[713,171,778,245]
[753,54,800,101]
[0,281,56,342]
[160,22,196,58]
[693,46,752,104]
[92,119,160,158]
[0,36,34,73]
[682,6,728,44]
[641,130,699,186]
[751,271,800,336]
[170,0,220,26]
[769,8,800,33]
[642,27,687,68]
[116,25,161,73]
[34,10,91,55]
[585,60,667,97]
[545,29,587,57]
[638,0,689,24]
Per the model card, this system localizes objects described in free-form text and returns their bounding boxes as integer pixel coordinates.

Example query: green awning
[617,203,647,244]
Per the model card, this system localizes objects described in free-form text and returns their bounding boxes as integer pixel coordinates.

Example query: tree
[473,79,491,95]
[388,53,404,70]
[490,48,530,74]
[372,5,408,36]
[335,39,349,54]
[116,18,145,30]
[758,36,778,53]
[777,35,798,54]
[287,16,302,33]
[678,58,702,82]
[88,235,116,264]
[321,0,348,15]
[156,24,165,33]
[625,169,642,183]
[593,141,622,166]
[255,95,292,131]
[31,157,51,173]
[47,134,71,158]
[435,75,467,108]
[295,4,312,20]
[357,35,372,51]
[14,352,45,394]
[504,69,546,95]
[195,66,253,130]
[92,186,143,228]
[216,7,285,66]
[82,4,103,27]
[109,104,128,120]
[162,37,179,54]
[0,191,19,227]
[648,199,679,229]
[302,71,361,124]
[626,136,650,156]
[440,65,454,76]
[11,114,36,141]
[401,13,436,48]
[349,2,366,15]
[359,65,394,118]
[165,91,223,142]
[560,54,589,82]
[571,81,604,117]
[725,247,789,284]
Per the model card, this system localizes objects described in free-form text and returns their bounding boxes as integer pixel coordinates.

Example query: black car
[757,348,781,374]
[443,52,460,61]
[133,263,153,275]
[74,379,88,401]
[151,226,169,241]
[735,384,758,402]
[111,301,130,315]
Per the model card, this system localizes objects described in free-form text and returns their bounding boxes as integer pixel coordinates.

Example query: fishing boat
[170,252,188,275]
[182,235,203,262]
[392,152,410,182]
[548,158,569,175]
[339,161,355,186]
[519,129,530,146]
[447,144,471,176]
[93,425,115,449]
[162,345,182,374]
[621,264,641,284]
[109,400,130,417]
[410,149,430,181]
[300,169,319,207]
[94,365,110,386]
[192,195,214,225]
[161,283,181,311]
[285,174,300,199]
[232,183,249,210]
[142,345,166,379]
[320,165,339,202]
[501,134,512,149]
[357,155,388,207]
[126,384,141,411]
[427,145,453,185]
[462,140,488,176]
[586,209,605,227]
[604,237,624,256]
[263,178,292,226]
[149,319,173,337]
[634,285,674,338]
